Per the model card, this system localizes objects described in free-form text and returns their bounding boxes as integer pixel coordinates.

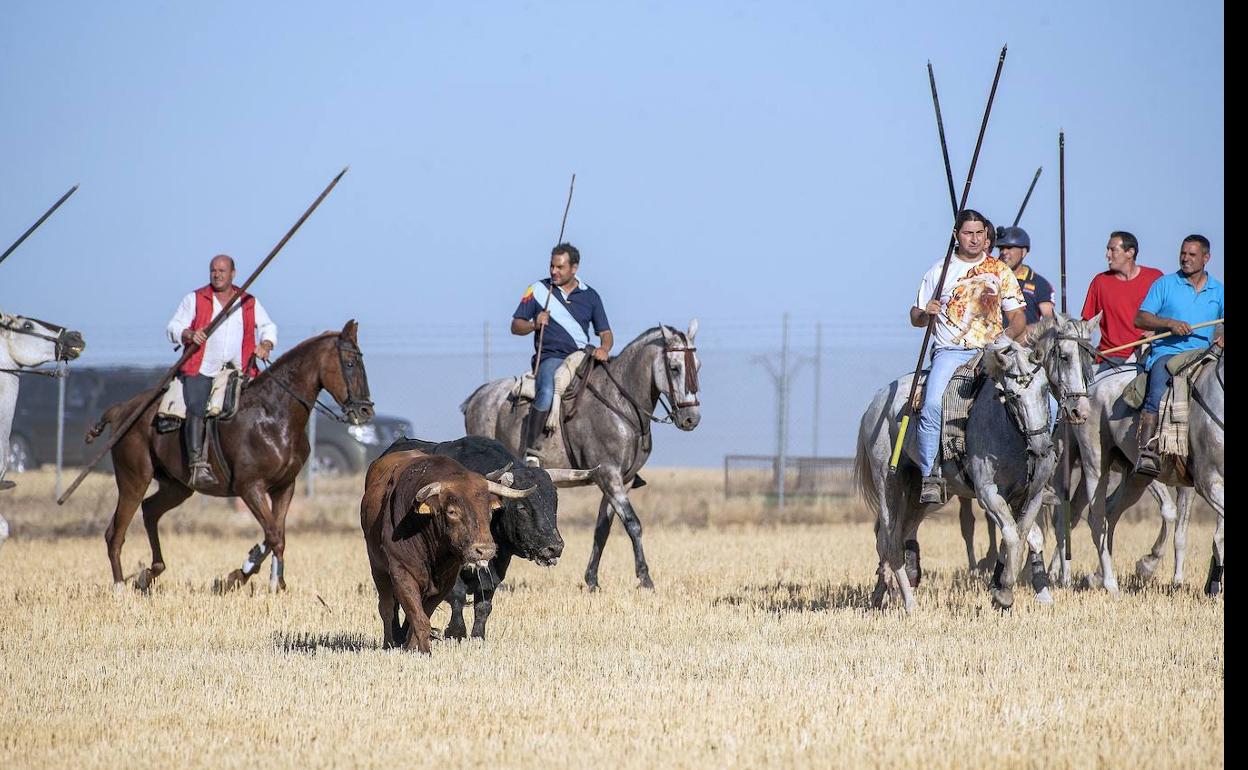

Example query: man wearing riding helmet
[996,226,1055,324]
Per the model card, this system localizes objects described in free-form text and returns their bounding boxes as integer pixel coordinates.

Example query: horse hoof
[444,625,467,641]
[1205,581,1222,597]
[584,581,600,593]
[1082,572,1104,590]
[214,569,248,594]
[1034,587,1054,605]
[1135,556,1160,580]
[268,577,287,593]
[638,576,655,590]
[135,568,155,592]
[991,588,1014,610]
[0,480,15,491]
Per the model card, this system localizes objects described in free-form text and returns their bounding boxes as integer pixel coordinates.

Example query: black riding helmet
[995,226,1031,250]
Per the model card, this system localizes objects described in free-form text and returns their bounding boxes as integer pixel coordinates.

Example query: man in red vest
[165,254,277,488]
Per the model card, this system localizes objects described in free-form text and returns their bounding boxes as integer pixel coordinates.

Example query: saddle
[154,365,245,433]
[909,351,986,465]
[508,350,588,431]
[1120,347,1213,413]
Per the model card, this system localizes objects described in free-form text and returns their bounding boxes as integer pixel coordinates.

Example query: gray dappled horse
[855,336,1057,611]
[0,312,85,549]
[1071,349,1224,596]
[462,321,701,590]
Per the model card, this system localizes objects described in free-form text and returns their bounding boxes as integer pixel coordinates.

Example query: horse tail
[854,428,882,515]
[460,381,494,415]
[84,406,118,444]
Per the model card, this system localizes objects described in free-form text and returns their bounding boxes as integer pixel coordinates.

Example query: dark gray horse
[462,321,702,590]
[856,336,1058,611]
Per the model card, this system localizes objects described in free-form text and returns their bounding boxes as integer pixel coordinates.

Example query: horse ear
[659,324,675,345]
[341,319,359,343]
[1083,312,1103,336]
[687,318,699,343]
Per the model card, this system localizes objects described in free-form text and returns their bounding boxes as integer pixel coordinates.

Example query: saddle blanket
[1157,348,1220,458]
[157,366,243,421]
[909,351,985,464]
[1120,347,1209,411]
[510,350,587,431]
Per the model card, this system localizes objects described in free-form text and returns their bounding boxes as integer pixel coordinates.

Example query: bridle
[1041,323,1096,411]
[255,336,373,423]
[997,350,1052,447]
[0,316,79,377]
[661,339,700,410]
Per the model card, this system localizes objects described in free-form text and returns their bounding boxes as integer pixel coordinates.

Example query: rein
[587,337,700,432]
[0,317,77,378]
[250,337,371,424]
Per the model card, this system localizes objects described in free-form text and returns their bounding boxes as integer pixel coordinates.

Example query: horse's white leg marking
[1173,486,1194,585]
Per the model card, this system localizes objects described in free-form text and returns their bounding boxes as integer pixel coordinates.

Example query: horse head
[322,319,374,425]
[656,319,701,431]
[983,336,1053,459]
[1026,311,1098,425]
[0,312,85,368]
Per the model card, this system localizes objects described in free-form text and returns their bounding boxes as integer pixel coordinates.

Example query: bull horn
[486,471,515,487]
[545,465,600,488]
[414,482,443,502]
[484,463,514,483]
[486,480,536,499]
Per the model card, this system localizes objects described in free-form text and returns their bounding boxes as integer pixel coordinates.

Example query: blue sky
[1,1,1224,466]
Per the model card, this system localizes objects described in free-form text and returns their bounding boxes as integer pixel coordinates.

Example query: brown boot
[1134,411,1161,477]
[919,475,946,505]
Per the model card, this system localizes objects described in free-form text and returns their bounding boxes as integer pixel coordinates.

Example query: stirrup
[919,475,946,505]
[189,460,218,488]
[1134,450,1161,478]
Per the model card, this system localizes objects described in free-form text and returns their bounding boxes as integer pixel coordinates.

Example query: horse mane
[250,329,338,383]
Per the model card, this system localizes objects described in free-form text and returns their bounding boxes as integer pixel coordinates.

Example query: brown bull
[360,450,534,653]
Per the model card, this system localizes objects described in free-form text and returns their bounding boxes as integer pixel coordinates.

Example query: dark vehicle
[7,366,410,475]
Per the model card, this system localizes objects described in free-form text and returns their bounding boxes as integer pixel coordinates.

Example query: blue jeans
[1144,355,1176,414]
[533,355,565,411]
[917,346,979,476]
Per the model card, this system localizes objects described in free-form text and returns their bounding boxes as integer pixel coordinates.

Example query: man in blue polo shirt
[512,242,612,465]
[1132,234,1224,476]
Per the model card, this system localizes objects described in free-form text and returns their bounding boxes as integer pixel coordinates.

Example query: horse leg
[136,481,193,590]
[978,514,1000,572]
[1135,480,1175,581]
[1097,473,1151,594]
[1173,486,1194,585]
[1199,481,1224,597]
[976,484,1020,609]
[1026,523,1053,604]
[443,575,469,641]
[217,483,280,592]
[104,460,155,589]
[583,496,613,591]
[958,497,977,572]
[606,486,653,589]
[266,482,297,592]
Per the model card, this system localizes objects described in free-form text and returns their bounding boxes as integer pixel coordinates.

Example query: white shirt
[916,254,1025,350]
[166,291,277,376]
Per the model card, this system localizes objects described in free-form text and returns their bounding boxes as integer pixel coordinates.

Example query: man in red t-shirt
[1081,231,1163,370]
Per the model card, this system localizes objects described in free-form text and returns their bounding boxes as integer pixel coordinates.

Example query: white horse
[0,311,85,548]
[1072,349,1224,595]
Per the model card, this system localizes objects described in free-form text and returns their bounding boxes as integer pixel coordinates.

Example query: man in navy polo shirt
[996,226,1055,324]
[512,242,613,465]
[1132,234,1224,476]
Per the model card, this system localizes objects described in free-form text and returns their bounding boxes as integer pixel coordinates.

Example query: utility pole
[483,321,491,382]
[812,321,822,457]
[753,313,806,510]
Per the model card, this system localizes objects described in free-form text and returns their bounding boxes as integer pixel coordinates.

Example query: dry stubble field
[0,468,1224,769]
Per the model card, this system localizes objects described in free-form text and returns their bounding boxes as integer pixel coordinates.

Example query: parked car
[6,366,411,476]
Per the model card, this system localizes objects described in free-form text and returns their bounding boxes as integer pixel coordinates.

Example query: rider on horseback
[1131,234,1224,477]
[511,243,612,467]
[166,254,276,489]
[911,210,1027,504]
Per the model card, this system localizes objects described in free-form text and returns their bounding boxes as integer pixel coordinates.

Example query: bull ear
[687,318,699,343]
[341,319,359,344]
[489,495,506,511]
[414,482,442,515]
[546,465,600,488]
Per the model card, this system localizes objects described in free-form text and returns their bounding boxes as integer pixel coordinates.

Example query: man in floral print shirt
[911,209,1027,504]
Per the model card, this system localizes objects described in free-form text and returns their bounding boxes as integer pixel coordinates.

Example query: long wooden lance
[1097,319,1224,357]
[531,173,576,377]
[927,62,958,218]
[1012,166,1042,227]
[1058,132,1071,561]
[0,184,79,268]
[58,166,349,504]
[889,45,1008,474]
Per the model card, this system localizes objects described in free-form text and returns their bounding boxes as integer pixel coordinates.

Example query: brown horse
[90,320,374,591]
